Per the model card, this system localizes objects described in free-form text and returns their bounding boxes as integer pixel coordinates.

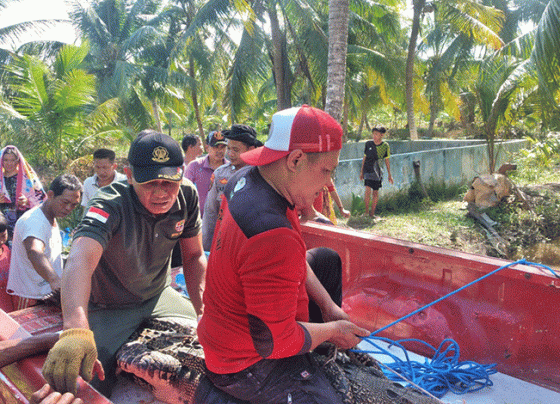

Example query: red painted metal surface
[3,224,559,400]
[0,306,112,404]
[302,222,560,392]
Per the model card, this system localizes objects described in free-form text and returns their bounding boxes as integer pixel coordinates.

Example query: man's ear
[286,149,304,172]
[46,190,55,200]
[124,166,134,184]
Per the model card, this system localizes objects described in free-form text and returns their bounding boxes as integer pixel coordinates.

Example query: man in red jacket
[197,105,369,404]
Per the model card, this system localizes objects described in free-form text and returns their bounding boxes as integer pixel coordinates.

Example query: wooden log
[466,202,509,255]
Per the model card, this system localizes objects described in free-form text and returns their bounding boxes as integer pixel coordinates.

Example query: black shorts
[364,179,382,190]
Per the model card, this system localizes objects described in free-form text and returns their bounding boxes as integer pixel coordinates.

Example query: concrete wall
[334,139,528,207]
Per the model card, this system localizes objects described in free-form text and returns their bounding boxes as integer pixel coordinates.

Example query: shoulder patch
[175,220,185,232]
[86,207,110,223]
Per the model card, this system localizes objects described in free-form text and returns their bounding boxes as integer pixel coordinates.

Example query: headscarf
[0,146,46,210]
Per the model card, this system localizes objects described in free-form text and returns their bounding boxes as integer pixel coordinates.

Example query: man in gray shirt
[201,124,262,251]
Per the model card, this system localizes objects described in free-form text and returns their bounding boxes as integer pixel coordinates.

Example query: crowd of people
[0,106,395,404]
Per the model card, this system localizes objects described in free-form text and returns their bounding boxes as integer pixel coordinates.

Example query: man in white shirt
[81,149,126,207]
[7,174,82,310]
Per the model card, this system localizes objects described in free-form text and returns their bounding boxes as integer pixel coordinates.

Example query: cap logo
[215,131,224,140]
[152,146,170,163]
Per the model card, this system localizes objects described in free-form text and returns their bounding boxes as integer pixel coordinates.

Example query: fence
[334,139,528,207]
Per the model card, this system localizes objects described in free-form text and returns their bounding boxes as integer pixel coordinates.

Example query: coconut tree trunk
[269,5,290,111]
[152,99,162,132]
[427,90,438,137]
[189,56,206,150]
[406,0,425,141]
[325,0,350,122]
[342,95,349,142]
[357,110,368,141]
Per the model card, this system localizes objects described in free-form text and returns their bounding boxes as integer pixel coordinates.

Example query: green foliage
[350,192,365,216]
[58,206,84,233]
[510,133,560,185]
[484,191,560,251]
[1,43,123,168]
[518,133,560,166]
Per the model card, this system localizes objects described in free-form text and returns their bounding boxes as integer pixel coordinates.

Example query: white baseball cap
[240,105,343,166]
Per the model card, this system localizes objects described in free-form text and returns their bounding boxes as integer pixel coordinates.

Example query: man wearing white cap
[197,106,369,403]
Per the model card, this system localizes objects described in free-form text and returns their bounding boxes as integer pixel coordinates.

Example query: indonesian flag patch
[86,207,110,223]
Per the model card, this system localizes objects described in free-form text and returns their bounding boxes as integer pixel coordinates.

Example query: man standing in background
[81,149,126,207]
[185,131,227,217]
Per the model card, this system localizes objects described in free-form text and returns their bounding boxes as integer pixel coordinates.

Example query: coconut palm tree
[405,0,504,140]
[0,42,121,167]
[465,0,560,173]
[179,0,332,117]
[325,0,350,121]
[68,0,169,133]
[342,0,406,139]
[162,0,235,137]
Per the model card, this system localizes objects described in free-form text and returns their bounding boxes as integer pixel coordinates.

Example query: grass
[344,198,488,255]
[341,140,560,258]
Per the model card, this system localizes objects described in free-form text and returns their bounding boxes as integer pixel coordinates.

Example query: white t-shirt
[7,206,62,299]
[81,172,127,207]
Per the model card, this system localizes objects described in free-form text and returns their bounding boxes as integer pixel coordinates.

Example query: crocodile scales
[116,317,442,404]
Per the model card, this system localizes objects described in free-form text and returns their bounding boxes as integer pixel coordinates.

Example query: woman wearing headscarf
[0,146,46,239]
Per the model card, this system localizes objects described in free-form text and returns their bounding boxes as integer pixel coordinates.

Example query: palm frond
[172,0,233,58]
[68,0,112,47]
[227,24,269,120]
[531,0,560,91]
[121,25,165,55]
[498,30,535,59]
[53,42,90,77]
[0,19,67,46]
[15,41,66,59]
[441,1,504,50]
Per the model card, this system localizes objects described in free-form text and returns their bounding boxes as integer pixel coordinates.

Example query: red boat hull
[302,222,560,392]
[2,223,559,402]
[0,306,111,404]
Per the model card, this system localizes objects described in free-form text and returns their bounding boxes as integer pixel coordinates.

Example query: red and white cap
[240,105,343,166]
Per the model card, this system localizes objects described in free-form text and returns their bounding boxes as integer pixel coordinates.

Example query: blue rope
[353,259,559,398]
[358,337,497,398]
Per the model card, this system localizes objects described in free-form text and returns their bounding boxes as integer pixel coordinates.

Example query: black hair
[49,174,83,197]
[93,148,116,162]
[181,134,199,152]
[3,146,19,159]
[0,212,7,233]
[372,127,387,134]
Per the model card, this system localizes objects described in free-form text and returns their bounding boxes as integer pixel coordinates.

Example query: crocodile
[116,317,442,404]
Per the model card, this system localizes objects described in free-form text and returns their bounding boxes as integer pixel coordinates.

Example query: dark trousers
[194,247,344,404]
[307,247,343,322]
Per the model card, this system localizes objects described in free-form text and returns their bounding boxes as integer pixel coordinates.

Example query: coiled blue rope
[353,259,559,398]
[358,336,497,398]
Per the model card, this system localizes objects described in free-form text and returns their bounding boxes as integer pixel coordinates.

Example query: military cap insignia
[152,146,170,163]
